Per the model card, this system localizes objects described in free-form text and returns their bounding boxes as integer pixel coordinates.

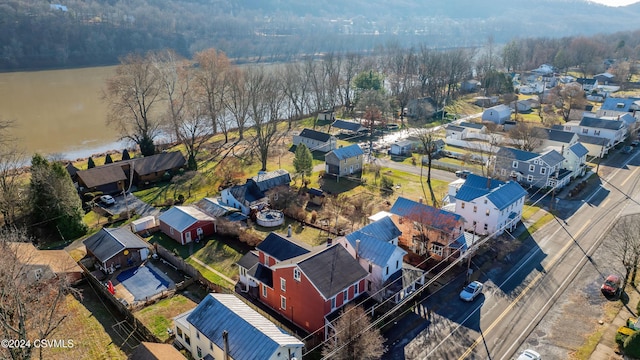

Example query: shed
[390,140,413,156]
[158,206,215,245]
[130,216,158,234]
[482,104,512,124]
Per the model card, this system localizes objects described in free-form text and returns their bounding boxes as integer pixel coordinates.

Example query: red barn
[158,206,215,245]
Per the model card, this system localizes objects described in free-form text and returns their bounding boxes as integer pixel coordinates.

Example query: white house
[482,104,512,125]
[293,128,337,153]
[389,140,413,156]
[578,116,627,146]
[173,293,304,360]
[220,182,267,215]
[448,174,527,236]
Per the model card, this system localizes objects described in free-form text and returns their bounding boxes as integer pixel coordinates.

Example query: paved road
[383,148,640,359]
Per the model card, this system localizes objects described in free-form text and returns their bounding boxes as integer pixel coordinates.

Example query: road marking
[456,219,592,360]
[621,167,637,187]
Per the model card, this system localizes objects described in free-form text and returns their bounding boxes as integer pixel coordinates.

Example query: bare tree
[341,53,363,115]
[224,67,251,140]
[193,48,231,138]
[608,215,640,286]
[0,144,25,227]
[305,57,328,129]
[280,62,310,129]
[415,128,439,206]
[103,52,162,156]
[385,46,418,128]
[322,303,385,360]
[508,122,546,152]
[550,83,588,122]
[0,229,76,360]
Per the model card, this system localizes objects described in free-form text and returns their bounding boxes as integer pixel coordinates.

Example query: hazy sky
[590,0,639,6]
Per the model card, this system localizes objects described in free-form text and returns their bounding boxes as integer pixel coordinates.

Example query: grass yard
[252,217,329,246]
[364,168,449,202]
[46,290,128,360]
[134,294,196,342]
[185,259,235,290]
[190,240,244,279]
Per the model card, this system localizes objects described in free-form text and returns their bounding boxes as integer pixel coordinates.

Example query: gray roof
[296,245,369,299]
[497,147,538,161]
[569,142,589,158]
[600,97,640,112]
[134,151,186,176]
[326,144,364,161]
[196,197,240,218]
[77,166,127,189]
[576,78,597,85]
[577,134,609,145]
[83,227,149,263]
[298,128,333,142]
[533,127,576,144]
[250,169,291,192]
[343,217,405,266]
[446,124,464,132]
[228,182,265,204]
[580,116,625,130]
[389,197,462,232]
[256,232,310,262]
[459,122,485,129]
[331,119,365,132]
[184,294,303,360]
[392,140,413,148]
[539,149,565,166]
[236,251,259,277]
[158,206,214,232]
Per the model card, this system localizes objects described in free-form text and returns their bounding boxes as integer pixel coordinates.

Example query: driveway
[99,193,160,218]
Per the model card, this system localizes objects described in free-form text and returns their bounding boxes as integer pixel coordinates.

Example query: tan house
[325,144,364,177]
[9,242,83,284]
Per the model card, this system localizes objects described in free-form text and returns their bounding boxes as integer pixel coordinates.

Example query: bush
[381,176,394,192]
[310,210,318,223]
[623,329,640,358]
[617,332,629,347]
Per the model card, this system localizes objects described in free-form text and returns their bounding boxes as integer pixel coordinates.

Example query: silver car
[459,281,483,302]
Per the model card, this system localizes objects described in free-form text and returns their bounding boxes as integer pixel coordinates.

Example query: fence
[154,243,230,294]
[77,261,161,343]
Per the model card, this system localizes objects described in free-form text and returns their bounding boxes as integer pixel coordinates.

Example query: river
[0,66,125,161]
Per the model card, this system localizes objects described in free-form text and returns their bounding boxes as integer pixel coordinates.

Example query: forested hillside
[2,0,640,71]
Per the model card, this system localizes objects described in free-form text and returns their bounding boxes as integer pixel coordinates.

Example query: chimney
[223,330,230,360]
[287,224,292,237]
[418,197,423,204]
[486,177,491,189]
[355,239,361,259]
[327,238,333,247]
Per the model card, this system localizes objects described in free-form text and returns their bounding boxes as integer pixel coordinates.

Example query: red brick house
[238,232,368,338]
[158,206,215,245]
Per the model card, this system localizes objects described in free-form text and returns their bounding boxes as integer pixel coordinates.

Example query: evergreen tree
[87,157,95,169]
[122,149,131,160]
[293,143,313,185]
[28,154,87,241]
[105,153,113,164]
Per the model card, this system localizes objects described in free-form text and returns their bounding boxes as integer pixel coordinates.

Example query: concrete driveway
[99,193,160,218]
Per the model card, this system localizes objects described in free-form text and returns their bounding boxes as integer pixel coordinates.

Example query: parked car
[455,170,472,178]
[459,281,483,301]
[601,274,622,297]
[517,349,541,360]
[100,195,116,206]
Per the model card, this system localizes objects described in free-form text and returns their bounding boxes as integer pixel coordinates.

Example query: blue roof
[328,144,364,160]
[569,142,589,158]
[600,97,640,112]
[186,294,302,360]
[344,217,404,265]
[455,174,526,211]
[256,233,310,262]
[389,197,461,231]
[580,116,625,130]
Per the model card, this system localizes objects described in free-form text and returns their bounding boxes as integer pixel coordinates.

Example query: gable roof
[389,197,462,232]
[569,142,589,158]
[533,127,576,144]
[539,149,565,166]
[250,169,291,192]
[65,162,80,177]
[9,242,82,274]
[196,197,241,218]
[331,119,365,132]
[236,251,259,276]
[600,97,640,112]
[228,182,265,204]
[298,128,333,142]
[445,124,464,132]
[456,175,528,210]
[184,294,303,360]
[577,134,609,145]
[256,232,311,262]
[392,140,413,148]
[579,116,625,130]
[343,217,405,266]
[459,122,485,130]
[77,165,127,188]
[576,78,597,85]
[484,104,511,115]
[327,144,364,161]
[158,206,214,232]
[83,227,149,263]
[133,151,186,176]
[497,147,538,162]
[296,245,369,299]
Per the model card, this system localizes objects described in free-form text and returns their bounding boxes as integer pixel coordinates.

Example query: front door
[184,231,192,244]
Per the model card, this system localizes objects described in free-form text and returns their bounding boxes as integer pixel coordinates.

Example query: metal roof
[326,144,364,161]
[184,294,303,360]
[158,206,214,232]
[600,97,640,112]
[389,197,462,231]
[331,119,365,132]
[343,217,405,266]
[196,197,240,218]
[298,128,333,142]
[256,232,311,262]
[250,169,291,192]
[455,175,526,210]
[83,227,149,263]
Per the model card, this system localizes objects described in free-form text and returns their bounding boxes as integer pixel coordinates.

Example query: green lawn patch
[134,295,197,342]
[252,217,328,246]
[190,239,243,278]
[185,259,235,290]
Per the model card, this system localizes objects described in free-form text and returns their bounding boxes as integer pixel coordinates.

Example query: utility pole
[466,223,477,284]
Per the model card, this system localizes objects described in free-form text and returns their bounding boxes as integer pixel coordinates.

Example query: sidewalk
[589,287,639,360]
